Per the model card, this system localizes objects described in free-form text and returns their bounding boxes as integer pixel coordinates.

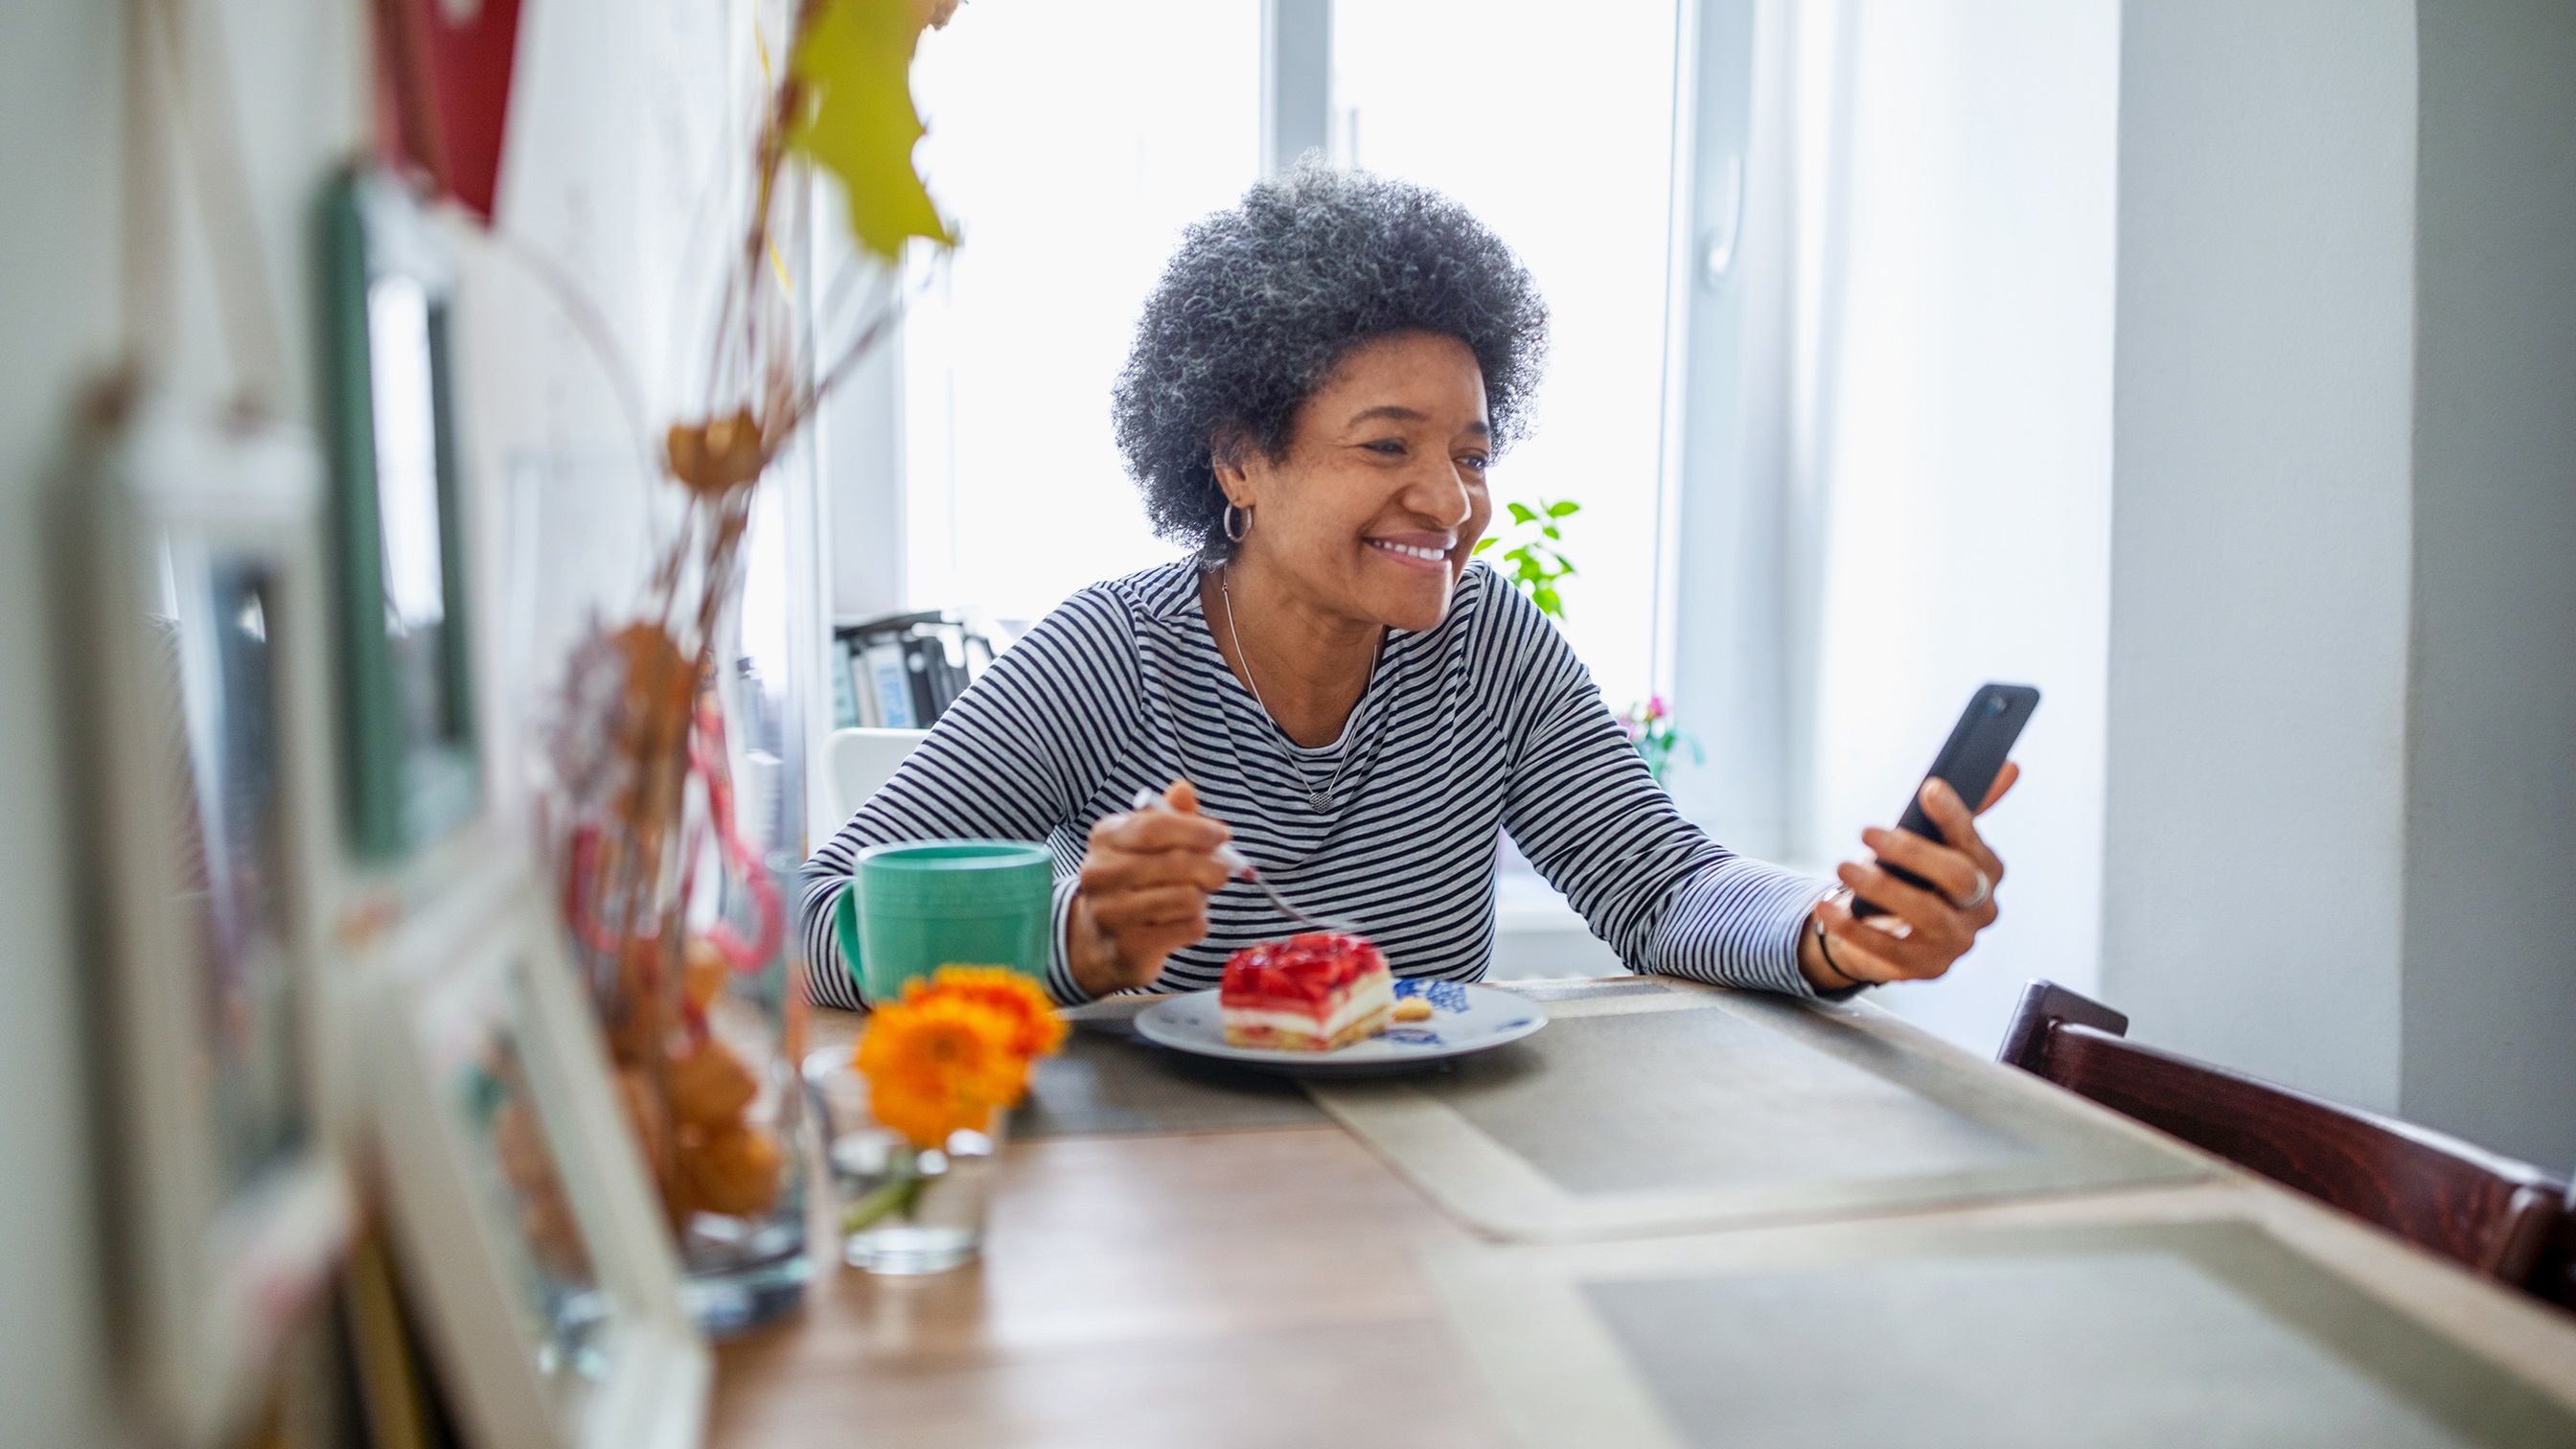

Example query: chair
[822,727,928,829]
[2537,1182,2576,1311]
[1998,979,2569,1289]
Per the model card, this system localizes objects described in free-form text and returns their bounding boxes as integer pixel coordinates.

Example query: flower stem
[840,1143,928,1234]
[840,1173,925,1234]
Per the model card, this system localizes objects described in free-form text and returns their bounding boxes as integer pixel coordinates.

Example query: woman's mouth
[1366,537,1452,572]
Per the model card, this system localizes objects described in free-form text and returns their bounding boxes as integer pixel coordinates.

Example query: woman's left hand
[1798,765,2018,991]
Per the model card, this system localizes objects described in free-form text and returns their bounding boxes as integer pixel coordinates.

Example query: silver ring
[1956,869,1992,911]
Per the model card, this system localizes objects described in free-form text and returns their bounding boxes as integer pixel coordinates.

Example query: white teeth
[1368,540,1447,561]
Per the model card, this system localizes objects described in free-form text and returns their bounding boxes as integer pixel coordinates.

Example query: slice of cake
[1220,934,1393,1051]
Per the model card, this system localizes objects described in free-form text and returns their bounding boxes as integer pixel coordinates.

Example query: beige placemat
[1426,1215,2576,1449]
[1488,976,1668,1004]
[1307,978,2207,1240]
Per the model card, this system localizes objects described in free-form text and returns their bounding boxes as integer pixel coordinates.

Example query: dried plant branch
[542,0,955,1241]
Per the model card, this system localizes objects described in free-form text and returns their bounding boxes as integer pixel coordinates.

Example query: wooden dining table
[710,979,2576,1448]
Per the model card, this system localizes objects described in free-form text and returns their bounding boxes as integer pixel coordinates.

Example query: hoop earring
[1223,502,1254,542]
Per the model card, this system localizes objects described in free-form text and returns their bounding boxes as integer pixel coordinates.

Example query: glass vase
[524,444,824,1337]
[802,1049,1002,1275]
[669,553,816,1333]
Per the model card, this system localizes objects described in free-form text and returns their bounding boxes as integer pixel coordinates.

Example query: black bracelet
[1810,910,1864,990]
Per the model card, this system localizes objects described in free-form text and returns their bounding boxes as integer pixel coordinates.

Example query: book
[830,637,862,729]
[863,639,915,728]
[837,610,994,731]
[900,633,939,727]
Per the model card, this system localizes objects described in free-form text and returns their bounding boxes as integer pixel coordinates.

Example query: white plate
[1133,979,1550,1077]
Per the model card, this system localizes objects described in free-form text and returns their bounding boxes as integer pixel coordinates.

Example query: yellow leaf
[789,0,954,261]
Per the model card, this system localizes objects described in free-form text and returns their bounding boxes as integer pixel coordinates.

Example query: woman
[804,163,2013,1010]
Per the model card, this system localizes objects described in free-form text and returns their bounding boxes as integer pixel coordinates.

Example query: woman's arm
[1797,770,2016,989]
[799,593,1142,1009]
[1491,579,2016,996]
[1486,586,1835,998]
[1062,779,1233,1000]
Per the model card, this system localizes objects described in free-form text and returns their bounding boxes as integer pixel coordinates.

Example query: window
[894,0,1685,715]
[1330,0,1680,711]
[899,0,1264,626]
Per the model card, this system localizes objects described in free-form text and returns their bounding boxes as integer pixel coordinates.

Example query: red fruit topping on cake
[1220,933,1394,1051]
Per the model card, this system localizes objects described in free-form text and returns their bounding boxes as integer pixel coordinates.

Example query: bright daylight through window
[899,0,1682,712]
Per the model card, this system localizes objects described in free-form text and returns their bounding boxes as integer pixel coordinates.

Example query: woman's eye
[1460,453,1491,473]
[1366,439,1406,457]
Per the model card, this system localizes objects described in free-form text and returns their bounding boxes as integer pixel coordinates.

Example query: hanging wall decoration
[63,399,357,1446]
[320,166,483,862]
[373,0,525,221]
[370,866,708,1449]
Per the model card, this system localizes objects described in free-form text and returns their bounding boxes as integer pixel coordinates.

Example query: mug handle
[833,877,865,998]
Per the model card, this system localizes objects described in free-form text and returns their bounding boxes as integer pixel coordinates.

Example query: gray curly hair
[1111,161,1551,562]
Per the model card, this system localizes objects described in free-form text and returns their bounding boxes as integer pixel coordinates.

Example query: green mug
[836,840,1054,1003]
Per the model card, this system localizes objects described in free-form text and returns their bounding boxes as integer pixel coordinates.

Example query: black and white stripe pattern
[802,558,1832,1009]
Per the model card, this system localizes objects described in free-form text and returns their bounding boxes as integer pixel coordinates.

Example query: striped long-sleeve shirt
[801,558,1835,1009]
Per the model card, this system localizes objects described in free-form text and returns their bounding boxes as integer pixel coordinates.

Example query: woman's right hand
[1066,779,1231,999]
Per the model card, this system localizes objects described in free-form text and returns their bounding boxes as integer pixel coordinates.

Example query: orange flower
[905,966,1067,1061]
[855,994,1029,1149]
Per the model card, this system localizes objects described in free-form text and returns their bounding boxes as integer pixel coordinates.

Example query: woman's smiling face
[1214,331,1495,632]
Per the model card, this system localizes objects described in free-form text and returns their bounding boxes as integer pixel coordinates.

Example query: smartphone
[1850,683,2040,919]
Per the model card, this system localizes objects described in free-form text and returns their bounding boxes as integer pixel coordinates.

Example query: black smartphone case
[1851,683,2040,918]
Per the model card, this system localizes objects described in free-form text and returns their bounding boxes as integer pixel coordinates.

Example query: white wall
[1704,0,2122,1053]
[0,0,362,1440]
[0,5,132,1438]
[2400,0,2576,1167]
[453,0,754,833]
[2101,0,2421,1111]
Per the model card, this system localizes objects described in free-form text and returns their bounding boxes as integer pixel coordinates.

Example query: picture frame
[320,164,482,862]
[64,398,357,1445]
[368,861,708,1449]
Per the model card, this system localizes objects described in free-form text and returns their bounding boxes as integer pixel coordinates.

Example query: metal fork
[1128,788,1367,935]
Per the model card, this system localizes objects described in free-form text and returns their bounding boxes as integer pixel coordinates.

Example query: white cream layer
[1222,975,1393,1036]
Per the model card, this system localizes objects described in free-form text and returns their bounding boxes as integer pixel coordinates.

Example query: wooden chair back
[2537,1184,2576,1311]
[1998,980,2569,1290]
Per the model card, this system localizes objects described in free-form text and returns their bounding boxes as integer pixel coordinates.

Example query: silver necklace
[1220,564,1354,815]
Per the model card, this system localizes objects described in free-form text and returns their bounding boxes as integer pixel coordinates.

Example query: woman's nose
[1406,458,1475,530]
